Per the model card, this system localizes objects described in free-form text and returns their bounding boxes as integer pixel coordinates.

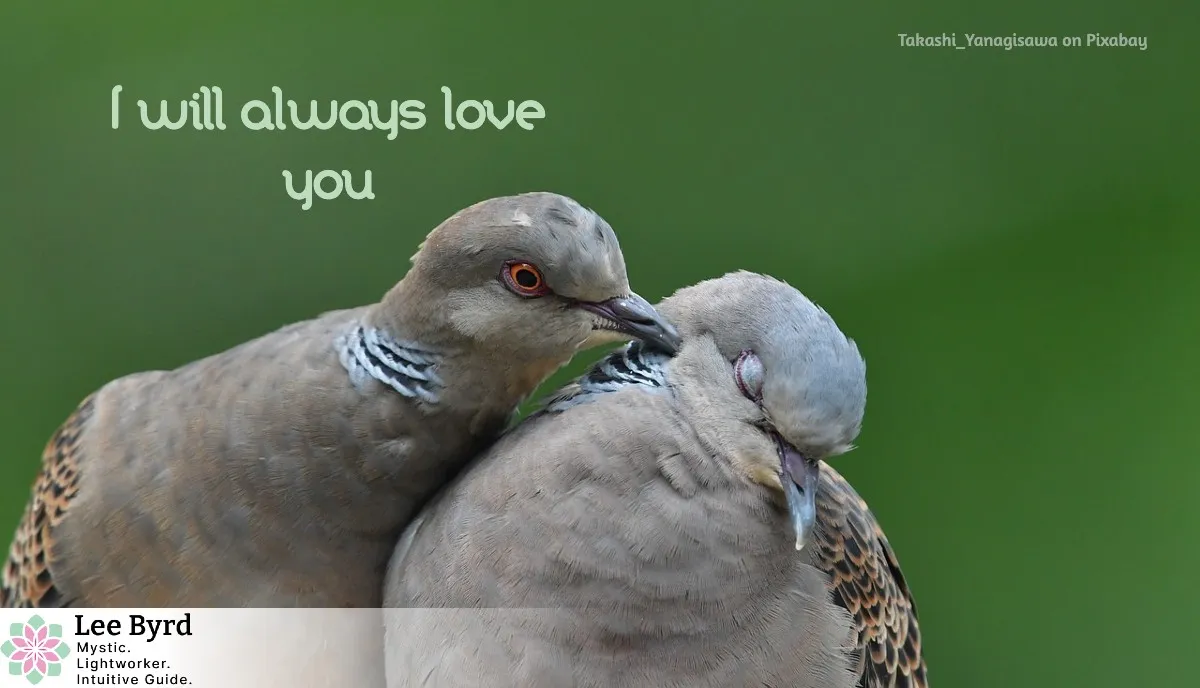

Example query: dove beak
[777,436,820,551]
[577,293,682,355]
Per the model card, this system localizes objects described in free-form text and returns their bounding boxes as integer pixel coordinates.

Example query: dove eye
[734,349,764,403]
[502,260,549,297]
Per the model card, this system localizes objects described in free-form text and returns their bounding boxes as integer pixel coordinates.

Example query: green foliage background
[3,2,1196,685]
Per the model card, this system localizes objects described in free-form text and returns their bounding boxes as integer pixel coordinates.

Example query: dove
[1,191,681,608]
[384,271,925,687]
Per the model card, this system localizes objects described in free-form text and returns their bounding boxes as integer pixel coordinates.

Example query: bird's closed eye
[734,349,764,402]
[501,260,550,297]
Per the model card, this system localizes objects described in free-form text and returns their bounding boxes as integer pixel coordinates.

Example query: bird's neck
[540,341,672,413]
[368,274,460,350]
[353,278,561,410]
[324,310,564,541]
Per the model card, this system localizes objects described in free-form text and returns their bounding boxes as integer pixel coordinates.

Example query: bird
[0,191,682,608]
[383,270,926,687]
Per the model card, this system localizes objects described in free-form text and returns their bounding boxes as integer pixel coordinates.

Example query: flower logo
[2,615,70,684]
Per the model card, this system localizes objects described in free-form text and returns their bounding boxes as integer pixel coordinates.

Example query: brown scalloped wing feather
[1,394,95,608]
[814,463,928,688]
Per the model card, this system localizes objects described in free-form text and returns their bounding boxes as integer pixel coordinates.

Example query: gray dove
[1,191,681,608]
[383,270,924,687]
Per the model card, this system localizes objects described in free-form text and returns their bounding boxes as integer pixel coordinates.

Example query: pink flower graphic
[3,615,70,684]
[13,626,60,674]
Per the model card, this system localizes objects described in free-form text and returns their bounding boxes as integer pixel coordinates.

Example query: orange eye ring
[502,261,548,297]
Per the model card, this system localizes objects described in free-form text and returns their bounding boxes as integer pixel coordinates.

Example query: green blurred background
[3,1,1196,685]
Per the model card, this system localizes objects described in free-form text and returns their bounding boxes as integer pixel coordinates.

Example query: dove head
[657,271,867,551]
[387,192,680,359]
